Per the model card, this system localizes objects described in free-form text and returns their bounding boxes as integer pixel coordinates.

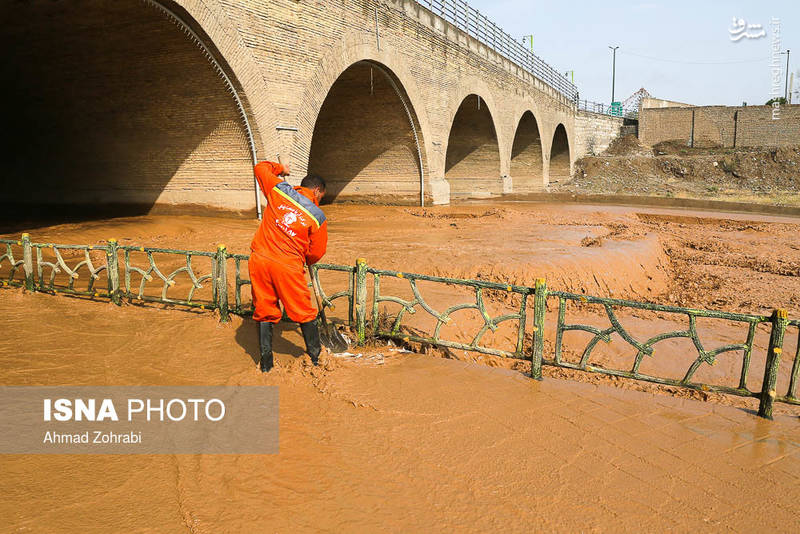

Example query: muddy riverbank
[2,202,799,531]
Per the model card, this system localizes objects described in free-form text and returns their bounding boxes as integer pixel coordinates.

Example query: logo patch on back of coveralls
[283,211,298,226]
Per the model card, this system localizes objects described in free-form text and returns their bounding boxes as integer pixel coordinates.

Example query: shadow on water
[235,317,307,365]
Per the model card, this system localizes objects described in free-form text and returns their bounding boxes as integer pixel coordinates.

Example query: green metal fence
[549,291,769,397]
[1,234,797,419]
[364,265,539,360]
[120,244,221,311]
[777,319,800,407]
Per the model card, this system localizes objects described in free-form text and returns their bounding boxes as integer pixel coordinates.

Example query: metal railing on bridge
[417,0,578,102]
[578,99,639,119]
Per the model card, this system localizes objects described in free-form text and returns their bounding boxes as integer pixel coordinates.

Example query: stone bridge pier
[1,0,583,212]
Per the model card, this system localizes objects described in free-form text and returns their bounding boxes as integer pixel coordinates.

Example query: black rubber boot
[259,321,274,373]
[300,319,322,366]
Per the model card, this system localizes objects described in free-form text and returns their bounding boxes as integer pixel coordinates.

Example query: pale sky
[465,0,799,106]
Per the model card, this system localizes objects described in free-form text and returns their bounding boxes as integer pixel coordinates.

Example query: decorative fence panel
[549,291,770,398]
[0,236,28,289]
[229,253,252,316]
[366,266,535,359]
[1,235,797,419]
[120,245,219,311]
[33,242,111,298]
[309,263,356,327]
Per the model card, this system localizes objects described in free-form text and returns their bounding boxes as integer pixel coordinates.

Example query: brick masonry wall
[549,126,571,181]
[308,63,421,202]
[736,105,800,147]
[573,111,626,157]
[640,105,800,148]
[510,111,544,192]
[445,96,502,196]
[3,0,579,209]
[639,107,693,147]
[1,0,254,209]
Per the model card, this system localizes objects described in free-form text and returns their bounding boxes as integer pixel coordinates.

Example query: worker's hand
[278,162,291,176]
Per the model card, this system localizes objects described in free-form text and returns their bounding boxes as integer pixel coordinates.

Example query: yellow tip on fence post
[354,258,368,344]
[531,278,548,381]
[758,308,788,419]
[215,244,229,323]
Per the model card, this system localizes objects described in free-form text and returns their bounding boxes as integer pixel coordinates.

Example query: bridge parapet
[407,0,577,105]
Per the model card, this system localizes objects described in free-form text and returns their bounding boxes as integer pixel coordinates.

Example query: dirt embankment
[554,135,800,207]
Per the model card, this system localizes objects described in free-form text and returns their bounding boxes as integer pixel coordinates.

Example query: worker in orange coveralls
[250,161,328,372]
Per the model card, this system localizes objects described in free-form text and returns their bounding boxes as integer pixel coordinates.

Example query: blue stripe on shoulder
[275,181,327,225]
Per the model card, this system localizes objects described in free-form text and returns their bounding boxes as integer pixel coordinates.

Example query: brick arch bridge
[1,0,587,212]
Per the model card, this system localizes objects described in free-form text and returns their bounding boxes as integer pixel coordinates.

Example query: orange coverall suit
[250,162,328,323]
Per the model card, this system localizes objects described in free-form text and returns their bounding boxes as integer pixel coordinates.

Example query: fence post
[216,244,230,323]
[531,277,547,380]
[21,233,34,291]
[106,239,121,305]
[758,309,788,419]
[355,258,368,345]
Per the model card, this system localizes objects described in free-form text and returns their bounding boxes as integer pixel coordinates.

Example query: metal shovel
[309,268,349,352]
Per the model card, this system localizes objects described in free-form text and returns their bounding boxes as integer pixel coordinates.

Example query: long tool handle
[309,267,331,330]
[309,269,326,318]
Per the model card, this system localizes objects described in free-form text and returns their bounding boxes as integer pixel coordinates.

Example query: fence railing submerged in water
[1,235,797,419]
[0,235,224,311]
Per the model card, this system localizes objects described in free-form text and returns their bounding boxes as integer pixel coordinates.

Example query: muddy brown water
[1,202,799,531]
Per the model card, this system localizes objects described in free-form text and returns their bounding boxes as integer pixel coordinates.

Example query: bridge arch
[147,0,280,160]
[510,110,545,192]
[305,60,428,203]
[296,37,433,204]
[0,0,278,215]
[444,93,503,197]
[548,123,572,183]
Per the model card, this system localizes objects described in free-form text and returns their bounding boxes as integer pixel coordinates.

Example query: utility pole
[781,50,790,100]
[609,46,619,103]
[522,35,533,54]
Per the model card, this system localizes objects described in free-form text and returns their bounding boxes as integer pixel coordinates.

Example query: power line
[620,50,770,65]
